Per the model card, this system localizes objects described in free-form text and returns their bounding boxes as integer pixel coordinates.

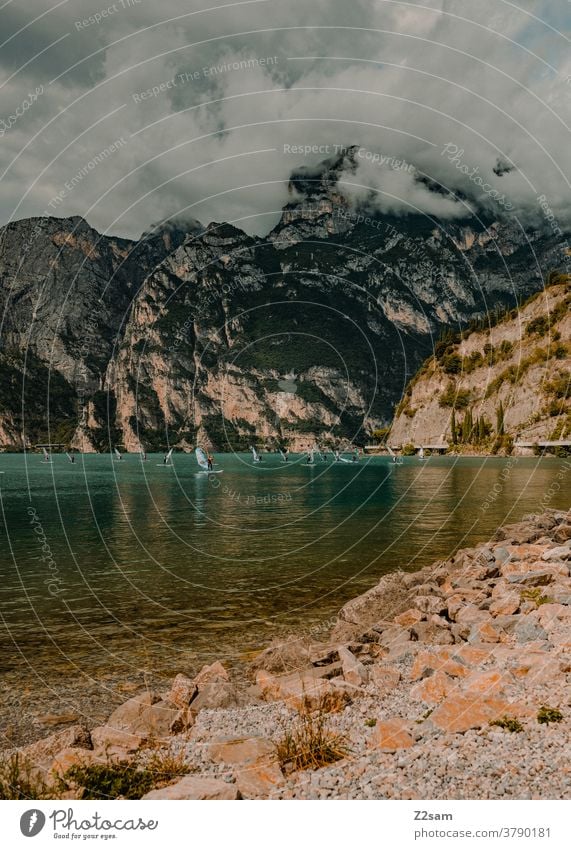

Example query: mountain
[388,274,570,453]
[0,148,568,451]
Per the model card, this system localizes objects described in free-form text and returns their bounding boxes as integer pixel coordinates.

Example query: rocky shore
[4,508,571,800]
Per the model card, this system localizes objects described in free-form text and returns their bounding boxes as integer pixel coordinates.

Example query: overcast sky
[0,0,569,239]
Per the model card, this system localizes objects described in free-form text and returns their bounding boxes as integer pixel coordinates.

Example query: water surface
[0,453,568,692]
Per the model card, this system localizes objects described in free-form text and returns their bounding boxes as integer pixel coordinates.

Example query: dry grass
[0,753,49,800]
[276,701,350,773]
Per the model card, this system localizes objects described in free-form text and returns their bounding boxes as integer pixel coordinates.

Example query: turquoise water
[0,453,568,686]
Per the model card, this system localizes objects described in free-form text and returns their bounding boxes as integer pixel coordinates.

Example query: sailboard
[195,446,222,474]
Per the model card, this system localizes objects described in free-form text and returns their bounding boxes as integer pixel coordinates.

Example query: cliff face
[388,277,570,451]
[0,150,568,451]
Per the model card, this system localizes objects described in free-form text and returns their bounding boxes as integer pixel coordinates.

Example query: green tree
[496,401,505,436]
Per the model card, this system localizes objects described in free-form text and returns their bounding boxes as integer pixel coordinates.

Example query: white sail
[195,446,209,471]
[42,447,51,462]
[114,448,122,461]
[386,445,396,457]
[165,447,174,463]
[250,445,260,462]
[419,446,425,459]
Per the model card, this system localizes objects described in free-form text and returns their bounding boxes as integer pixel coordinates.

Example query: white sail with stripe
[195,446,209,471]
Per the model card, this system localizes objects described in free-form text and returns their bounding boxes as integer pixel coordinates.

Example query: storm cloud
[0,0,569,239]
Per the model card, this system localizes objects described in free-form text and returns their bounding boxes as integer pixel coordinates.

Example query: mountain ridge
[0,153,568,451]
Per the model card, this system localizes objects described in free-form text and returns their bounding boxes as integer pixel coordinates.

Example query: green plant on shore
[276,701,350,773]
[520,587,551,606]
[537,706,563,725]
[489,716,524,733]
[0,753,50,800]
[401,442,417,456]
[364,718,377,728]
[416,707,434,723]
[59,747,191,800]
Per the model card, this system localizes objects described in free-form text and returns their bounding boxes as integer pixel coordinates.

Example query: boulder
[553,525,571,544]
[411,621,454,645]
[414,595,447,616]
[467,621,505,644]
[542,546,571,562]
[513,619,548,643]
[456,605,491,626]
[99,692,180,744]
[256,669,348,712]
[167,674,197,709]
[189,682,239,715]
[90,726,145,755]
[461,669,513,695]
[375,626,412,649]
[338,645,368,686]
[331,572,411,642]
[430,695,530,733]
[369,665,401,695]
[410,671,455,705]
[51,747,105,778]
[368,719,415,752]
[209,736,277,765]
[18,725,92,768]
[251,636,311,674]
[208,736,283,798]
[506,571,555,587]
[410,648,465,681]
[193,661,229,687]
[394,608,424,627]
[142,775,240,800]
[489,593,520,617]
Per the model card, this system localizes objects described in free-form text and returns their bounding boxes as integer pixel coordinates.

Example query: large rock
[193,661,229,687]
[506,570,555,587]
[369,665,401,695]
[553,525,571,544]
[338,645,368,686]
[542,546,571,562]
[167,674,198,709]
[414,595,447,616]
[189,681,239,714]
[410,648,470,681]
[17,725,92,767]
[467,621,505,644]
[51,747,106,778]
[96,691,180,746]
[513,619,548,643]
[430,695,530,733]
[332,572,411,642]
[251,636,311,674]
[142,776,240,800]
[394,608,424,627]
[208,736,283,798]
[411,621,454,645]
[368,719,415,752]
[256,669,347,712]
[489,593,520,617]
[410,671,455,705]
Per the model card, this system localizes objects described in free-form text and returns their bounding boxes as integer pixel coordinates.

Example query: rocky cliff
[0,149,568,451]
[388,275,570,452]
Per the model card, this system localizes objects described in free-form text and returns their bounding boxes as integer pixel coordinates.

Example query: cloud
[0,0,569,239]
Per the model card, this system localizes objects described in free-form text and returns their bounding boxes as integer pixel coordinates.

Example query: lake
[0,452,568,711]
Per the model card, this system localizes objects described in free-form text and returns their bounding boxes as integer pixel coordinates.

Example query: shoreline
[4,506,571,800]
